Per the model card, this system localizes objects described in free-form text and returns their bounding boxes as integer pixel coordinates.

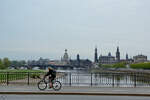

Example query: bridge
[30,64,74,70]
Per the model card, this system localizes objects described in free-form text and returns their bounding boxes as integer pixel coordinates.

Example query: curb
[0,92,150,96]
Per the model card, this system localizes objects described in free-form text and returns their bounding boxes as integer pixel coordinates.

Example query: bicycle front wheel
[52,81,62,91]
[37,80,47,91]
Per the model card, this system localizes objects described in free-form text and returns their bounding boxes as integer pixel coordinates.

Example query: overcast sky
[0,0,150,61]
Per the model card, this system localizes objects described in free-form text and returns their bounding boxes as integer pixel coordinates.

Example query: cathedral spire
[65,49,67,53]
[126,53,128,60]
[116,46,120,62]
[77,54,80,66]
[94,47,98,63]
[77,54,80,61]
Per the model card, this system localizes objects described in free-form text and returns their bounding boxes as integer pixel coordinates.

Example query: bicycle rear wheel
[37,80,47,90]
[52,81,62,91]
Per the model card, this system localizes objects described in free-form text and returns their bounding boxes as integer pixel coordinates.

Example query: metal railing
[0,72,150,87]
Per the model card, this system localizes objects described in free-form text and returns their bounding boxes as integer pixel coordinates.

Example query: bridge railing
[0,71,150,87]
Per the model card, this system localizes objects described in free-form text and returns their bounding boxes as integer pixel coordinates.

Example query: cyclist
[44,67,56,88]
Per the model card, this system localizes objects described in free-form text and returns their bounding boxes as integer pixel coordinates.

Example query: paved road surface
[1,86,150,94]
[0,95,150,100]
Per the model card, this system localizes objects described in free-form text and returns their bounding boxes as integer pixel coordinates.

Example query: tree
[3,58,11,69]
[130,62,150,69]
[0,59,4,69]
[11,60,19,69]
[19,60,26,66]
[10,60,27,69]
[113,62,126,68]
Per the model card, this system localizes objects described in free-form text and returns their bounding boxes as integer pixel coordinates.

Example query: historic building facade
[70,54,92,69]
[59,49,92,69]
[133,54,147,63]
[99,52,116,64]
[61,49,70,65]
[94,47,122,65]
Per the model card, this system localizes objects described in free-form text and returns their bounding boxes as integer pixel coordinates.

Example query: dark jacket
[45,70,56,77]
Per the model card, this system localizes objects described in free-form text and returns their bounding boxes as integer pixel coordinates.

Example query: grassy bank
[130,63,150,69]
[0,69,45,72]
[0,69,45,81]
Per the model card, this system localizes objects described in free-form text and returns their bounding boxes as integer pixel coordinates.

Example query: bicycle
[37,76,62,91]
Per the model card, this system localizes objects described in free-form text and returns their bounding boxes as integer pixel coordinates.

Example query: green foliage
[100,62,126,69]
[0,69,44,72]
[101,64,113,68]
[0,58,11,69]
[30,73,41,79]
[11,60,26,68]
[130,63,150,69]
[112,62,126,68]
[11,61,18,67]
[3,58,11,69]
[0,59,5,69]
[0,70,44,81]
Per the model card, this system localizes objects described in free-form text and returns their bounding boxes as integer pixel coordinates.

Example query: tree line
[0,58,11,69]
[0,58,27,70]
[99,62,150,69]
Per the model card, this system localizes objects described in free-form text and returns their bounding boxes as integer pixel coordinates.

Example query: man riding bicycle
[38,67,61,91]
[44,67,56,88]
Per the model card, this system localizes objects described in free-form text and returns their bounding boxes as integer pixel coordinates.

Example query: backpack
[52,70,56,76]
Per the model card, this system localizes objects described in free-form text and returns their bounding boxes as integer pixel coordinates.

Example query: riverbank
[91,68,150,74]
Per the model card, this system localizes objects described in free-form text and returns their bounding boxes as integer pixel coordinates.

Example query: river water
[56,70,150,87]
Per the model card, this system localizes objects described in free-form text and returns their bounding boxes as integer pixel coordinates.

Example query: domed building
[61,49,70,65]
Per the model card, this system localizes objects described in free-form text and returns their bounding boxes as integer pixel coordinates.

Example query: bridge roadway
[1,86,150,96]
[0,95,150,100]
[31,64,74,70]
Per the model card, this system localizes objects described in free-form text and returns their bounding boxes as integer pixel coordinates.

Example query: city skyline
[0,47,148,62]
[0,0,150,60]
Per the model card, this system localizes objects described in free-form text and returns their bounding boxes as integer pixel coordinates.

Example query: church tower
[94,47,98,63]
[77,54,80,67]
[77,54,80,62]
[62,49,69,62]
[126,53,128,61]
[116,46,120,62]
